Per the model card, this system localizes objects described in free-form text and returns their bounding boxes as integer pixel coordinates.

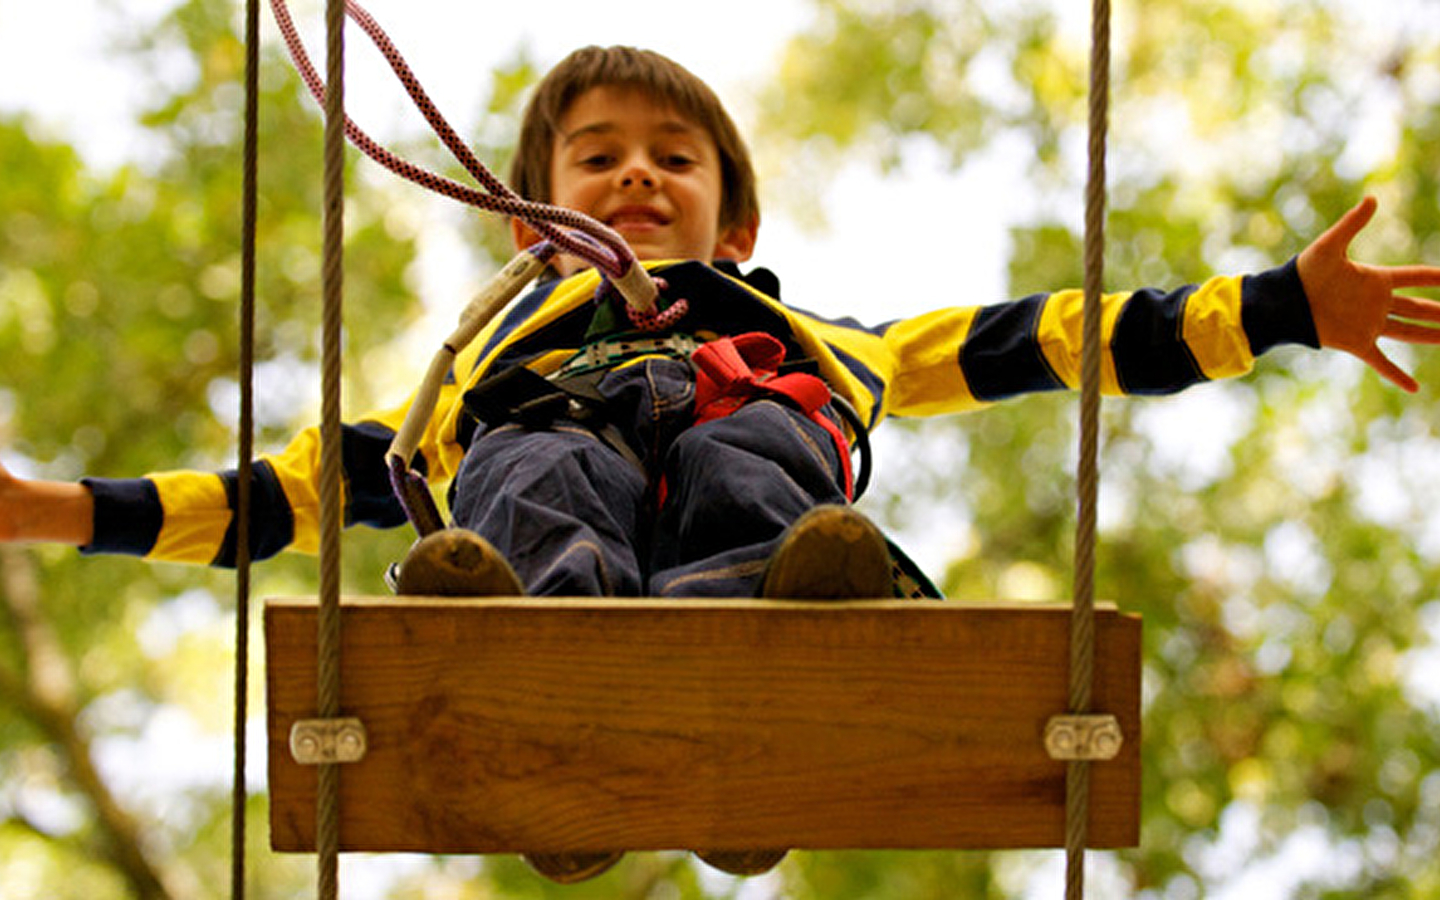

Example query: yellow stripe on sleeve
[878,307,985,418]
[148,471,233,564]
[1037,289,1123,393]
[265,428,324,556]
[1183,275,1255,380]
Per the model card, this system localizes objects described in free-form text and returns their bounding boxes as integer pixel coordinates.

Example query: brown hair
[509,46,760,231]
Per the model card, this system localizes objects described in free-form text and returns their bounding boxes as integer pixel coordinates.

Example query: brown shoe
[393,530,621,883]
[693,848,789,876]
[524,851,624,884]
[393,529,524,597]
[695,509,890,876]
[760,505,892,600]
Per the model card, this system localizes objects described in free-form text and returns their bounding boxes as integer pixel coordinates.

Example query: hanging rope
[231,0,260,896]
[265,0,682,331]
[1066,0,1111,897]
[315,0,347,894]
[269,0,619,274]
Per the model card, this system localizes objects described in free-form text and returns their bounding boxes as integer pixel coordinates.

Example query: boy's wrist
[3,478,94,546]
[1242,257,1321,355]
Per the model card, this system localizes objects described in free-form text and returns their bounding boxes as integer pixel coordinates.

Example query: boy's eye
[660,153,696,170]
[579,153,615,169]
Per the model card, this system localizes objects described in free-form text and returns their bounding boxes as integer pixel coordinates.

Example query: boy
[4,44,1440,881]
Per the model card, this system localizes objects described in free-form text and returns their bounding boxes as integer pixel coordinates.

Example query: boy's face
[512,86,757,275]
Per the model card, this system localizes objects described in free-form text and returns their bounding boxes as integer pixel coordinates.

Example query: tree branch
[0,547,179,900]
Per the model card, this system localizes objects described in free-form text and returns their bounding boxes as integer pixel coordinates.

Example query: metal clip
[1044,714,1123,761]
[290,717,368,765]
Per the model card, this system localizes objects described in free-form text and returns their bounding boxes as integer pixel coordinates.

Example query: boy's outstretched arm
[0,460,93,546]
[1298,196,1440,393]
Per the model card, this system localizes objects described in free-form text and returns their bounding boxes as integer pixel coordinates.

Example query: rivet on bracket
[1044,714,1123,761]
[290,717,368,765]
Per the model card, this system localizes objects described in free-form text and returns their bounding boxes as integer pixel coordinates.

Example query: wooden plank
[265,598,1141,854]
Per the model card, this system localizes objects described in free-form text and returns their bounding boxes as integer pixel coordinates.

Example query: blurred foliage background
[2,0,1439,897]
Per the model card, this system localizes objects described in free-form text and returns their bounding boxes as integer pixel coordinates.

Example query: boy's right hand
[0,459,94,547]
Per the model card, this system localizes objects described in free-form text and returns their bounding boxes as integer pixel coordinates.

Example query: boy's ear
[714,216,760,263]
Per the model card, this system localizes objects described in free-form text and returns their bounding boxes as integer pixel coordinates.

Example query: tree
[7,0,1440,897]
[1,0,419,894]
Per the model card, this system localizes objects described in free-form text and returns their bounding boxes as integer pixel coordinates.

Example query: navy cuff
[1242,257,1320,355]
[79,477,162,558]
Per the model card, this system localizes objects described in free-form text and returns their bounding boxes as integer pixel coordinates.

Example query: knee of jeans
[454,427,645,526]
[467,427,614,481]
[670,401,839,484]
[532,536,636,596]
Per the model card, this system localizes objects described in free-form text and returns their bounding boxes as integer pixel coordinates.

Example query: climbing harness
[441,328,871,523]
[553,333,703,379]
[460,365,643,471]
[691,333,856,500]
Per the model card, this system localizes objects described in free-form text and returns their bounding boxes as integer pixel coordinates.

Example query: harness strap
[691,333,855,500]
[554,333,700,379]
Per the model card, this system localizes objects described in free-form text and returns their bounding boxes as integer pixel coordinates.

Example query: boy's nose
[618,162,657,190]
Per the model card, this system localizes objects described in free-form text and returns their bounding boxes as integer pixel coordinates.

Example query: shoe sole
[693,848,789,876]
[524,850,623,883]
[394,531,622,883]
[394,529,524,597]
[760,505,892,600]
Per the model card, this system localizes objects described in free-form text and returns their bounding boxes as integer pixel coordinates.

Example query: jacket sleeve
[74,275,562,568]
[811,258,1318,422]
[76,358,485,567]
[80,414,407,566]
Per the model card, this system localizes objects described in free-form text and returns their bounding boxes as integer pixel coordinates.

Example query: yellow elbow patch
[1184,277,1254,379]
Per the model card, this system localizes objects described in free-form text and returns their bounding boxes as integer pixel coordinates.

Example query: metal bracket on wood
[1044,714,1123,761]
[290,717,368,765]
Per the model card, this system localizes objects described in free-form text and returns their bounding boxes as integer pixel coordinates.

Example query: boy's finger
[1382,320,1440,344]
[1323,196,1378,248]
[1389,295,1440,320]
[1365,347,1419,393]
[1386,267,1440,289]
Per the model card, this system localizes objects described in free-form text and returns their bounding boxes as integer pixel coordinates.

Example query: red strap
[690,334,854,499]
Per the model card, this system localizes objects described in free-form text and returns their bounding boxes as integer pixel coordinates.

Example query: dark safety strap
[461,364,643,472]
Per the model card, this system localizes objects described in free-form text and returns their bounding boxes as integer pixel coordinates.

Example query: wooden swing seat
[265,597,1140,855]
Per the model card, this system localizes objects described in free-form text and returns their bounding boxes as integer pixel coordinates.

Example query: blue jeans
[450,358,849,597]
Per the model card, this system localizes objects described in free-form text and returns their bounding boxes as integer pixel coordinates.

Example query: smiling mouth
[606,207,670,230]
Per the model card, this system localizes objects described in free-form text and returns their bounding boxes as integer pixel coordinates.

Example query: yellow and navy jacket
[82,258,1317,565]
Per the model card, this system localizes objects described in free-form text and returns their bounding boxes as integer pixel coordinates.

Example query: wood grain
[266,598,1141,853]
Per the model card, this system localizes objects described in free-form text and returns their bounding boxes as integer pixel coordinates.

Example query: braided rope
[266,0,636,280]
[1067,0,1110,897]
[626,296,690,331]
[339,0,511,198]
[315,0,346,894]
[231,0,260,897]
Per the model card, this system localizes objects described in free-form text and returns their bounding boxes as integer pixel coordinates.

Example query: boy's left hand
[1299,196,1440,393]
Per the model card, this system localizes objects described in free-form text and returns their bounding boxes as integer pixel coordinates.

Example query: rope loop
[626,299,691,332]
[266,0,656,292]
[622,276,689,331]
